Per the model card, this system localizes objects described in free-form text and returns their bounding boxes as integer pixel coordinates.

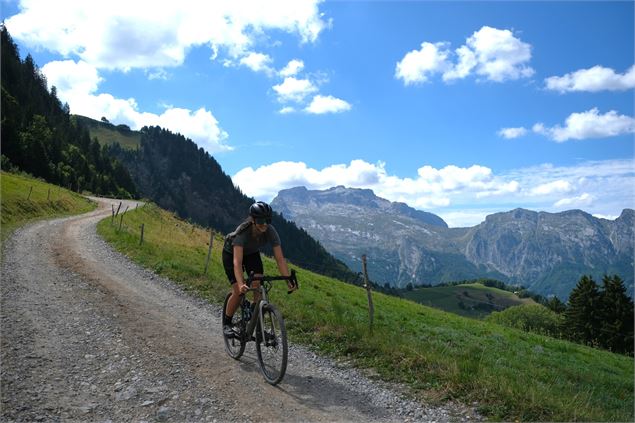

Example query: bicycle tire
[255,304,288,385]
[222,293,245,359]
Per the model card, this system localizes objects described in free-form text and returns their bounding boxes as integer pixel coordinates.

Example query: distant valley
[271,186,634,299]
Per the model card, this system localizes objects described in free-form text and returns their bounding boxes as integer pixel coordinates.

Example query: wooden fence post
[139,223,145,245]
[118,206,129,232]
[361,254,374,333]
[204,229,214,274]
[27,186,33,200]
[115,201,122,217]
[47,188,50,201]
[111,204,115,225]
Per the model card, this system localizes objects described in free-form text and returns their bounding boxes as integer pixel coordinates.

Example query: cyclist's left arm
[272,245,296,292]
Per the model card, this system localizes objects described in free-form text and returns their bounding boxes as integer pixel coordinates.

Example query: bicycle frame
[242,269,297,342]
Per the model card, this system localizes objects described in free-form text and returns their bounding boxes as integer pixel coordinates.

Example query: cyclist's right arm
[233,245,248,294]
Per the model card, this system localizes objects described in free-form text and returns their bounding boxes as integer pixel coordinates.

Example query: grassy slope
[403,283,536,318]
[0,171,96,245]
[75,115,141,149]
[96,202,633,422]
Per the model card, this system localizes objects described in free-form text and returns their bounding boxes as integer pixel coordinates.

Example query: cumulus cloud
[498,127,527,139]
[304,95,351,114]
[532,108,635,142]
[42,60,231,153]
[239,52,275,76]
[5,0,327,71]
[396,26,534,85]
[545,65,635,93]
[272,77,318,103]
[279,59,304,77]
[394,42,450,85]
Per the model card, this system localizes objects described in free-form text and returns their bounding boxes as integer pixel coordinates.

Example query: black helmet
[249,201,272,222]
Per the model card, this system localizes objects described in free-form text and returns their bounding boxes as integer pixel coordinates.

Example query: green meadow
[0,171,96,245]
[403,283,536,318]
[97,202,634,422]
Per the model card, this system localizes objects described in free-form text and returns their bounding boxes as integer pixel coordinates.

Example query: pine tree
[545,296,567,314]
[598,275,634,355]
[564,275,601,346]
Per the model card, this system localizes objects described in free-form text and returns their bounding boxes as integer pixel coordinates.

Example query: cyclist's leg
[222,250,241,322]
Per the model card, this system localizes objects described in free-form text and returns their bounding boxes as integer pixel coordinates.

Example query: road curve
[1,197,479,422]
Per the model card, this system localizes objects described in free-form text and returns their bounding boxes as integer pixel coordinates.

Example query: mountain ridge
[271,185,634,299]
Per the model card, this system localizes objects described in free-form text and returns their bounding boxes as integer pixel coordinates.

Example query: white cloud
[5,0,327,71]
[395,42,450,85]
[233,158,634,227]
[554,193,593,208]
[530,180,572,196]
[532,108,635,142]
[279,106,296,114]
[462,26,534,82]
[498,127,527,139]
[272,77,318,103]
[42,59,231,153]
[304,95,351,114]
[239,52,275,76]
[279,59,304,77]
[396,26,534,85]
[41,60,102,97]
[545,65,635,93]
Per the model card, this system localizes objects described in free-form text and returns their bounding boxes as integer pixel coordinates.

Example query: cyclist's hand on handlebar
[286,270,298,294]
[238,283,248,294]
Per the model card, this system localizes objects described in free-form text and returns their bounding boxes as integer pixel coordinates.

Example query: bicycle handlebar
[247,269,299,294]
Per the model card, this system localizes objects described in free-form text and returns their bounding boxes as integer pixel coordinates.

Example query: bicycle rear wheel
[222,293,245,359]
[255,304,288,385]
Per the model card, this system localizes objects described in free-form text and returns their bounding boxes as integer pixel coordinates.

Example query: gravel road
[1,197,481,422]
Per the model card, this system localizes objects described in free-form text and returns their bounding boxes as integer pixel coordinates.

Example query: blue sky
[2,0,633,227]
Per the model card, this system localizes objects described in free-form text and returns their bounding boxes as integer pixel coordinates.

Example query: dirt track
[1,198,480,422]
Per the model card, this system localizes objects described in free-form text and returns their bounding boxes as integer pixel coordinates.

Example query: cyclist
[222,201,295,336]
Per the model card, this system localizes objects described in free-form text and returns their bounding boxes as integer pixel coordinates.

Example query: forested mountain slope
[1,27,136,198]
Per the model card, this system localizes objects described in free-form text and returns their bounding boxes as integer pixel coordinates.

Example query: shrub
[486,304,564,337]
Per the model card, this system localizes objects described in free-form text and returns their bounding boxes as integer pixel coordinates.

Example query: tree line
[1,26,136,198]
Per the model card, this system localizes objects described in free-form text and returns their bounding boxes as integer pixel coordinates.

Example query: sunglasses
[254,217,271,225]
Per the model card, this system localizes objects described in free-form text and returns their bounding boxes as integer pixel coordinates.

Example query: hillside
[402,283,536,319]
[94,200,634,422]
[74,115,141,150]
[0,171,96,243]
[271,186,634,299]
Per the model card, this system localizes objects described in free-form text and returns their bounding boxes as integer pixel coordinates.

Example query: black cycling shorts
[222,250,263,284]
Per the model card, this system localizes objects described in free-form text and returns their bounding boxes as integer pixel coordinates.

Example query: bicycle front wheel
[255,304,288,385]
[222,293,245,359]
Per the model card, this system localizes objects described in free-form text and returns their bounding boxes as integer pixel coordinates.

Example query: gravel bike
[222,269,298,385]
